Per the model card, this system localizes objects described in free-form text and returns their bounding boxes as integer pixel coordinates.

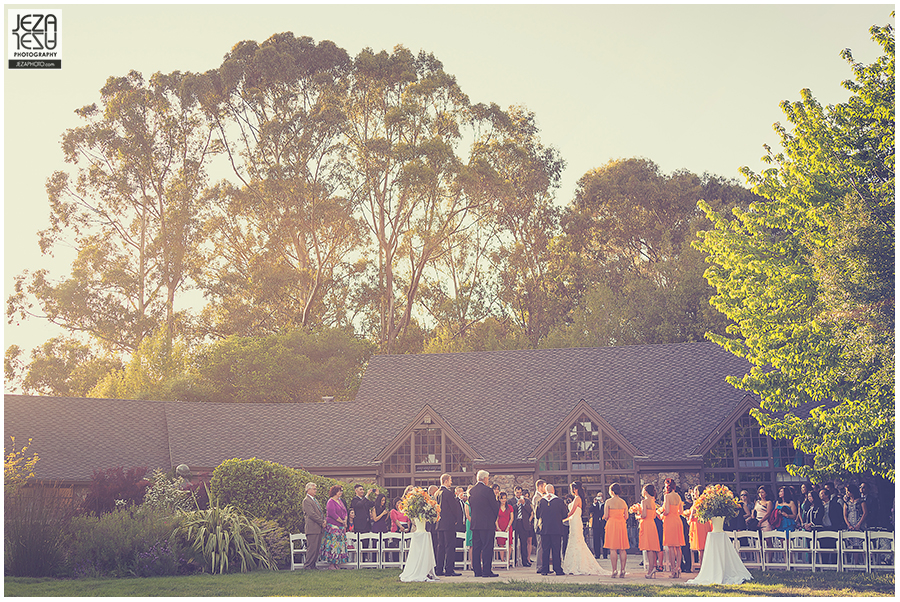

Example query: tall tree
[7,70,218,353]
[696,20,894,482]
[343,46,481,353]
[199,33,363,336]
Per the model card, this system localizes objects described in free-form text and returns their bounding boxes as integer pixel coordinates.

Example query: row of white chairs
[290,530,514,571]
[729,529,893,572]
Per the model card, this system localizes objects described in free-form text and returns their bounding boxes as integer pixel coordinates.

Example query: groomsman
[535,484,566,576]
[532,480,547,573]
[435,474,462,576]
[512,488,533,567]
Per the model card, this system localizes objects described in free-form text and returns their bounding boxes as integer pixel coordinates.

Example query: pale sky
[3,2,893,359]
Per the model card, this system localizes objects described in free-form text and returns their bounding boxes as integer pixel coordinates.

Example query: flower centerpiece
[629,503,642,516]
[692,484,742,531]
[399,487,440,531]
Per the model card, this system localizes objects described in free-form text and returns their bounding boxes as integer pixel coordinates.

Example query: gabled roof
[4,341,754,482]
[353,341,754,465]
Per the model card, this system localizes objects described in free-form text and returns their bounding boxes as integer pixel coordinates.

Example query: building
[4,342,814,504]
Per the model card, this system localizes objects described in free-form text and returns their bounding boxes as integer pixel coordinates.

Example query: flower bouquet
[400,487,440,523]
[629,503,642,516]
[692,484,741,522]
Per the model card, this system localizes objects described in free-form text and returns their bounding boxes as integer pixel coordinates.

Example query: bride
[562,481,605,575]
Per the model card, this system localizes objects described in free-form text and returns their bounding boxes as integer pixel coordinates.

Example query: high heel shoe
[619,570,626,578]
[609,571,618,578]
[645,568,657,579]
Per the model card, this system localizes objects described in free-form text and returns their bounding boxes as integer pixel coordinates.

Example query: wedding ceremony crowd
[299,470,893,579]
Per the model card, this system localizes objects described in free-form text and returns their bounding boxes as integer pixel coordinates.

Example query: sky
[2,2,894,362]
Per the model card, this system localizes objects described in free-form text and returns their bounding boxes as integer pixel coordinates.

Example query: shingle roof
[4,342,753,481]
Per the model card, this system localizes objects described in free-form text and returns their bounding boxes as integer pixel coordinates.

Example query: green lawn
[4,569,895,597]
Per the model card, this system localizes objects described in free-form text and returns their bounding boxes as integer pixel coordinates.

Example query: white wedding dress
[561,503,604,575]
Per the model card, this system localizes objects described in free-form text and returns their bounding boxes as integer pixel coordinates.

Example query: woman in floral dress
[320,485,351,569]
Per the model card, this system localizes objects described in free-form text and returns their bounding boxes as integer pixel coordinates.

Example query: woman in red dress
[496,491,514,560]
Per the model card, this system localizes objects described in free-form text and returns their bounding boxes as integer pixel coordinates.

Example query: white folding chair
[493,530,512,570]
[455,531,469,571]
[358,533,381,569]
[290,533,307,570]
[788,531,814,571]
[345,531,359,569]
[811,530,841,572]
[867,531,894,572]
[380,532,404,569]
[761,530,789,570]
[734,530,763,570]
[840,531,869,572]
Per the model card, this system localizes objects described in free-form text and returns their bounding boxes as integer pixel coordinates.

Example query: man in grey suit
[302,482,325,569]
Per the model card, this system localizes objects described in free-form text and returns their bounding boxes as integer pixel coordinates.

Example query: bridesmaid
[638,484,661,579]
[687,485,712,570]
[603,482,629,578]
[662,478,685,578]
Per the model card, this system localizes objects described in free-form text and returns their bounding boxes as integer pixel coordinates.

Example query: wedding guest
[464,486,473,557]
[455,486,468,567]
[729,489,754,531]
[775,486,799,533]
[603,482,629,578]
[350,485,373,535]
[590,491,607,560]
[799,483,814,519]
[320,485,350,569]
[522,488,535,562]
[843,483,868,531]
[469,470,501,577]
[435,473,462,577]
[661,478,684,578]
[532,480,547,573]
[801,490,824,530]
[302,482,326,570]
[492,483,501,500]
[512,488,534,567]
[496,492,514,561]
[390,498,409,533]
[638,484,661,579]
[687,485,712,570]
[755,485,775,531]
[860,482,881,528]
[679,488,692,574]
[371,491,389,533]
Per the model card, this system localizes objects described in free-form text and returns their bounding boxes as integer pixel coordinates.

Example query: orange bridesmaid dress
[662,493,685,547]
[604,505,629,550]
[689,511,712,550]
[639,500,661,552]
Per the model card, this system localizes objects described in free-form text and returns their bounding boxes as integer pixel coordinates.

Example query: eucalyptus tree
[199,33,362,337]
[343,46,482,353]
[7,70,219,353]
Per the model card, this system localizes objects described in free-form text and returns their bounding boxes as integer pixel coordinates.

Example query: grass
[4,569,895,597]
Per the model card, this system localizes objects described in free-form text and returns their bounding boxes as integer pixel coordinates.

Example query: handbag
[745,517,759,530]
[770,509,783,529]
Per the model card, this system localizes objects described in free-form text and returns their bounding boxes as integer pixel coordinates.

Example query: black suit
[590,499,607,559]
[350,495,372,533]
[512,498,534,566]
[468,481,500,576]
[536,495,566,575]
[435,485,463,575]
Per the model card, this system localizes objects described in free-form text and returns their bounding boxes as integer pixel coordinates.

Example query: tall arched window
[382,420,474,502]
[537,413,638,504]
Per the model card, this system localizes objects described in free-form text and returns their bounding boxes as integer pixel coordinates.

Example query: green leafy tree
[696,20,894,482]
[88,328,191,400]
[182,327,375,403]
[5,338,121,396]
[7,70,219,353]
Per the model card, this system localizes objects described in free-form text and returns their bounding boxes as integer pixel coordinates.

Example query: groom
[536,484,566,576]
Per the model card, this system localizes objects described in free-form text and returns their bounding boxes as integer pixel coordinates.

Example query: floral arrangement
[399,487,440,522]
[692,484,742,522]
[629,503,642,516]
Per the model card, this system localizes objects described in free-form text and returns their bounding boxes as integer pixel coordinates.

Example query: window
[381,421,474,493]
[537,413,638,503]
[702,410,809,492]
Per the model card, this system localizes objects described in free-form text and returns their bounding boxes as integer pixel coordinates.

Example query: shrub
[143,468,192,513]
[174,505,273,574]
[4,484,73,577]
[80,466,149,515]
[253,518,290,570]
[183,472,211,510]
[67,504,186,578]
[210,458,304,534]
[4,436,39,492]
